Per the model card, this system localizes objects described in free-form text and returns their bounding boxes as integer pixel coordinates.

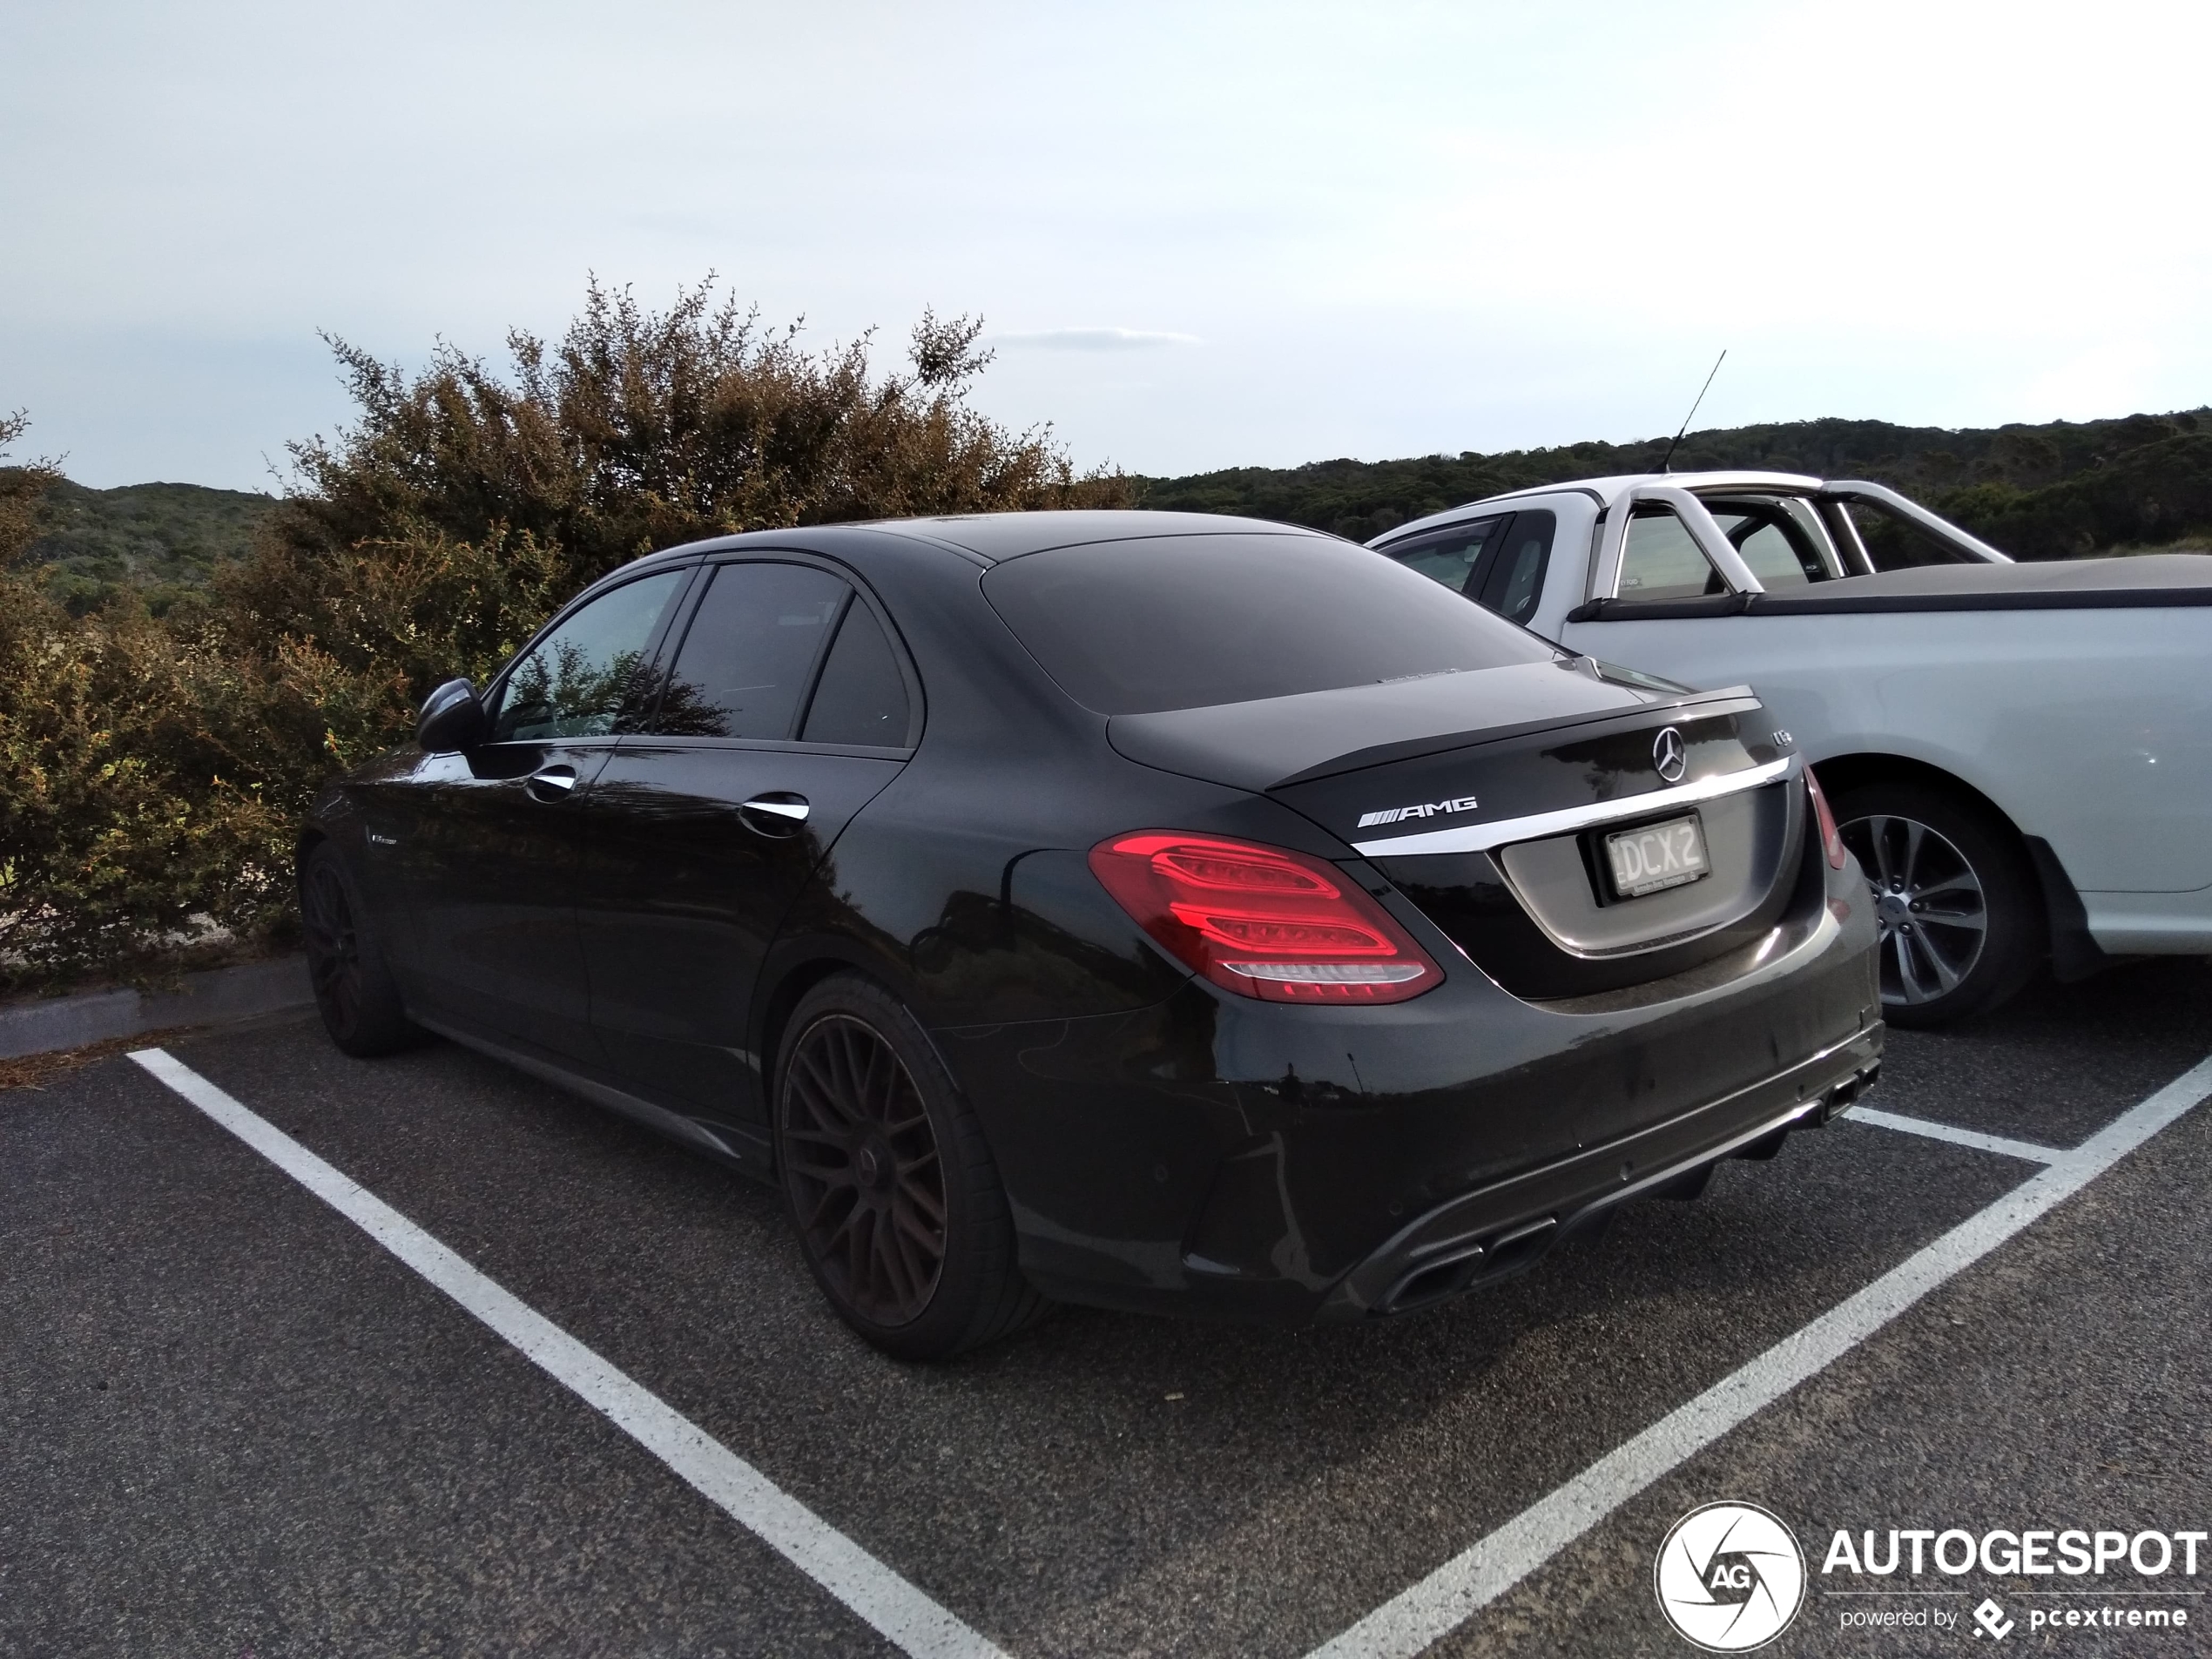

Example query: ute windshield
[984,532,1555,716]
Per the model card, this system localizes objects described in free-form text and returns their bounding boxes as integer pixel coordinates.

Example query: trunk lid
[1108,658,1807,1001]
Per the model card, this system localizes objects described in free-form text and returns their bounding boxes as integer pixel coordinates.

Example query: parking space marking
[127,1048,1009,1659]
[1305,1051,2212,1659]
[1848,1105,2062,1163]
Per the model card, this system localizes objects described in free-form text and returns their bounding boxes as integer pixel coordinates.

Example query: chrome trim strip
[1351,756,1796,857]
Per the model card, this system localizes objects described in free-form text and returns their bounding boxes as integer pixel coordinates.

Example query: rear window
[982,533,1555,715]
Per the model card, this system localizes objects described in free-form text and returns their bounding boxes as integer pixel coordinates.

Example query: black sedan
[299,511,1882,1359]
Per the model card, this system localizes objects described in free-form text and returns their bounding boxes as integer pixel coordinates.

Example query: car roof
[637,509,1320,571]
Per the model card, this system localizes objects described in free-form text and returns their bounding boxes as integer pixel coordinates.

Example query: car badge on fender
[1654,726,1688,784]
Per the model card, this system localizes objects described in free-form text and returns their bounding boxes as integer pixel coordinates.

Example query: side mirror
[418,678,489,752]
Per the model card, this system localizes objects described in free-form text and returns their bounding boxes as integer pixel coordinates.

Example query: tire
[300,841,426,1057]
[1830,779,2044,1028]
[774,974,1049,1359]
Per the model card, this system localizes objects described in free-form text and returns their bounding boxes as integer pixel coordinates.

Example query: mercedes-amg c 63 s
[300,511,1882,1358]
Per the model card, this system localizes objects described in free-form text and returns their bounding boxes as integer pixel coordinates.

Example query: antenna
[1659,349,1726,475]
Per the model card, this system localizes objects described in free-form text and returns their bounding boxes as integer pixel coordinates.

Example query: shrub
[1,281,1130,988]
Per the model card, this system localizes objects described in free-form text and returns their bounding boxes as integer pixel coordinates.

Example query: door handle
[526,764,579,803]
[739,793,811,836]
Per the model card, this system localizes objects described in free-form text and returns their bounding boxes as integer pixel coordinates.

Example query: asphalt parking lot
[6,958,2210,1657]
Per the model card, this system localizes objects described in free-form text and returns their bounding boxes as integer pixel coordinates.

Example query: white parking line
[1305,1051,2212,1659]
[1847,1105,2062,1163]
[127,1048,1008,1659]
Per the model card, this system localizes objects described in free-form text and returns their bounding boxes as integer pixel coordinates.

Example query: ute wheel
[774,974,1049,1360]
[300,842,426,1056]
[1831,779,2043,1028]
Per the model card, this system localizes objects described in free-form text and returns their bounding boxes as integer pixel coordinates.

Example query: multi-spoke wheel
[775,975,1049,1359]
[1830,779,2042,1028]
[781,1014,948,1326]
[300,842,422,1055]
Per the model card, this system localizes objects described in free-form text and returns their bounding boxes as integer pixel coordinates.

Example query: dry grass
[0,1025,202,1093]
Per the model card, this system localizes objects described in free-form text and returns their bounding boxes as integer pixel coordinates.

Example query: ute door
[393,566,693,1064]
[579,557,918,1128]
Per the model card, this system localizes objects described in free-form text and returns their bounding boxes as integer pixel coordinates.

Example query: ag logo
[1654,1501,1805,1651]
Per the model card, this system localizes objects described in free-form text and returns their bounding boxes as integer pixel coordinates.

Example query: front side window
[1615,508,1724,602]
[651,562,851,739]
[1474,509,1555,624]
[983,532,1555,716]
[491,570,688,742]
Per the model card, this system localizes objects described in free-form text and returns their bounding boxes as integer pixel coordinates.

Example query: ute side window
[1615,507,1726,601]
[1706,500,1833,586]
[1474,510,1555,625]
[1383,518,1501,595]
[800,601,914,746]
[490,570,689,742]
[651,562,850,739]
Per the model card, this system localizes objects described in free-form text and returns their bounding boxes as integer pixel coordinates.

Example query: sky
[4,0,2209,491]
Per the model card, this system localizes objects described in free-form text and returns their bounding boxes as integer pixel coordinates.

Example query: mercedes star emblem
[1653,726,1688,784]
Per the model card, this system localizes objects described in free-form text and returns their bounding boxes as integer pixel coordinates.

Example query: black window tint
[653,562,850,739]
[982,533,1555,716]
[801,603,912,745]
[491,570,687,742]
[1475,510,1555,625]
[1386,518,1500,594]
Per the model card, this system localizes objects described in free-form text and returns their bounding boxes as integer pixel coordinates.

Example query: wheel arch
[1811,751,2110,984]
[1809,751,2018,833]
[751,941,927,1155]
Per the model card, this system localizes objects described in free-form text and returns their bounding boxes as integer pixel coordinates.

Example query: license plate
[1603,813,1710,898]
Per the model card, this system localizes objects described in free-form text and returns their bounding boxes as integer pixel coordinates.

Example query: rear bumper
[1319,1028,1879,1318]
[934,850,1882,1325]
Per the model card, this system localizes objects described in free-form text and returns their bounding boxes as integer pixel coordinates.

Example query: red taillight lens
[1088,831,1444,1003]
[1805,767,1848,871]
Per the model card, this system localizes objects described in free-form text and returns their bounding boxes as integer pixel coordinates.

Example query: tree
[219,278,1130,767]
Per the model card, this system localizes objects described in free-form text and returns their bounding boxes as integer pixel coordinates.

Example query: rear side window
[492,570,688,742]
[801,603,912,745]
[1616,508,1724,602]
[652,562,849,738]
[982,533,1555,716]
[1707,501,1831,587]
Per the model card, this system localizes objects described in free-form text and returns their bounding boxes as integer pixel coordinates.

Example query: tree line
[1136,408,2212,556]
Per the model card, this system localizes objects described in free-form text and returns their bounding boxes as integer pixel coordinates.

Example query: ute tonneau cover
[1746,552,2212,614]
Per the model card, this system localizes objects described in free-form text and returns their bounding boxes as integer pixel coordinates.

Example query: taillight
[1805,767,1848,870]
[1088,831,1443,1003]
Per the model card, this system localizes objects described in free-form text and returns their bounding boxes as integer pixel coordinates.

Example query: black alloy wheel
[782,1013,948,1325]
[775,975,1047,1359]
[1831,779,2041,1028]
[300,842,422,1056]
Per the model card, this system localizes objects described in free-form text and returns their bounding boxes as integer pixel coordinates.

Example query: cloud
[988,327,1202,352]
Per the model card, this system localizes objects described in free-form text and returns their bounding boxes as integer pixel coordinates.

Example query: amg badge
[1357,795,1479,830]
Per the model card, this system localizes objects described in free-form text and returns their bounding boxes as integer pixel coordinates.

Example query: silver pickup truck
[1370,471,2212,1025]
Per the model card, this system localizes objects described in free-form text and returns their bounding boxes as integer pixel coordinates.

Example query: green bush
[0,282,1129,991]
